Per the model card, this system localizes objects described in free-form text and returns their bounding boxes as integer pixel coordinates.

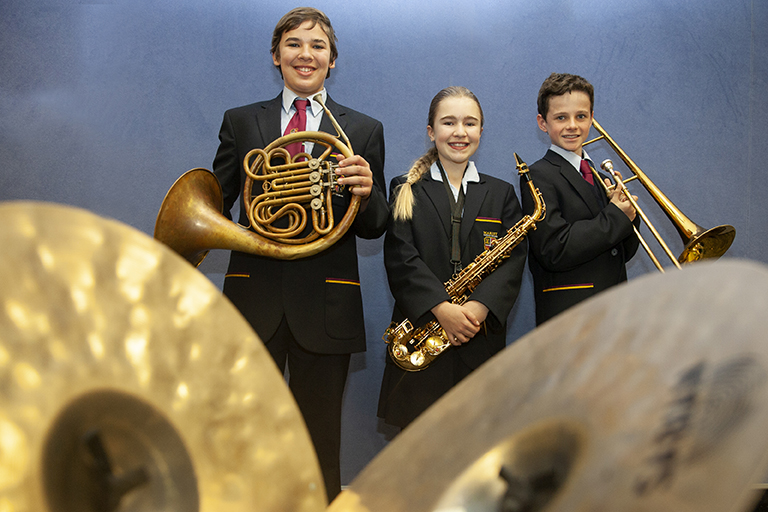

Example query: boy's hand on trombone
[606,170,638,221]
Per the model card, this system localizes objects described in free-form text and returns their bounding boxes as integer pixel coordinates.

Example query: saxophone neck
[517,154,546,223]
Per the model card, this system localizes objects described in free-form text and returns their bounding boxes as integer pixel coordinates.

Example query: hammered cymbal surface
[331,259,768,512]
[0,202,326,512]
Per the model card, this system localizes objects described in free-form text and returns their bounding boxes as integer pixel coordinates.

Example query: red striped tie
[580,159,594,185]
[284,99,309,159]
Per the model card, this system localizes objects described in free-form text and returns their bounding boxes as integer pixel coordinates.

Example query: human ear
[536,114,548,133]
[427,125,435,142]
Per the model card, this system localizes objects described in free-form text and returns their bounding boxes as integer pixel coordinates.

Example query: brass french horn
[154,94,358,265]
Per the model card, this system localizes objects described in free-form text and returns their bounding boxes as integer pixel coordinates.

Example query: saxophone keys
[424,336,448,355]
[409,351,426,368]
[390,343,410,361]
[382,325,395,343]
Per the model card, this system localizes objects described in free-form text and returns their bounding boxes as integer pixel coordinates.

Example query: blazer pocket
[475,217,502,250]
[324,278,363,339]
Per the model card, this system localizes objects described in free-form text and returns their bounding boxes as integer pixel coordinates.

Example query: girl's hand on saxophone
[431,301,488,346]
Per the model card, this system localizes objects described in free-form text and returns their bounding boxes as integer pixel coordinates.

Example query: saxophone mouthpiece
[514,153,531,180]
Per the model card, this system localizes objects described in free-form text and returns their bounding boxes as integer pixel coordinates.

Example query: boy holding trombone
[521,73,640,325]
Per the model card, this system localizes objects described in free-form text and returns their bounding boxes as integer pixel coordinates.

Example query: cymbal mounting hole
[434,419,585,512]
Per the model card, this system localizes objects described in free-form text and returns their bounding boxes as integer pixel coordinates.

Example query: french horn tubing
[584,119,735,269]
[154,94,358,265]
[383,154,545,371]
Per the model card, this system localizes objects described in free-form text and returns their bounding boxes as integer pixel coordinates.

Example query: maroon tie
[579,159,594,186]
[284,99,309,159]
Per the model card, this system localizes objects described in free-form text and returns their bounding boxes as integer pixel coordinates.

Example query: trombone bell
[679,225,736,264]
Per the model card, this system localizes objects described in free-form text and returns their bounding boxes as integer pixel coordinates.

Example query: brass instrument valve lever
[323,161,346,193]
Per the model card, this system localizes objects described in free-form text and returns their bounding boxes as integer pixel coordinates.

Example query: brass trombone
[583,119,735,271]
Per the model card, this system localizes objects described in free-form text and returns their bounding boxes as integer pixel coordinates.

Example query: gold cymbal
[331,259,768,512]
[0,202,326,512]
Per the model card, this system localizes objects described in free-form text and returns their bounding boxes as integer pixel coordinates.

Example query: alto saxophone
[383,153,546,372]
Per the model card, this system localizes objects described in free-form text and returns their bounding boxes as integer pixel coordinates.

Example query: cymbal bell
[331,259,768,512]
[0,202,326,512]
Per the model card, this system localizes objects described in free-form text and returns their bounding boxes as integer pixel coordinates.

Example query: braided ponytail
[391,147,438,221]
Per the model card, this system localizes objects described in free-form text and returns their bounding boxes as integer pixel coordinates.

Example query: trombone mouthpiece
[601,159,614,172]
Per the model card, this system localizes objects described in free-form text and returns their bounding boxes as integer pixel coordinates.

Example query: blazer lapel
[460,179,487,248]
[257,94,283,146]
[422,175,453,238]
[545,150,603,216]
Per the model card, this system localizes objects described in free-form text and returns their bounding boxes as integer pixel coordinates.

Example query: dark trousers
[378,344,474,429]
[266,315,350,503]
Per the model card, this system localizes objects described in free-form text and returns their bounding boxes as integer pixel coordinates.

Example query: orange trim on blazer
[543,283,594,292]
[325,278,360,286]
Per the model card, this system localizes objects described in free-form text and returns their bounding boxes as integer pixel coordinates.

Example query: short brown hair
[537,73,594,118]
[271,7,338,67]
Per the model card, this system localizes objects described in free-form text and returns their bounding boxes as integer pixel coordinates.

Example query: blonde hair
[392,86,483,221]
[392,147,439,221]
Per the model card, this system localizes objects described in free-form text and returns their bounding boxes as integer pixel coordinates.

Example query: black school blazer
[522,149,640,326]
[213,94,388,354]
[384,170,527,368]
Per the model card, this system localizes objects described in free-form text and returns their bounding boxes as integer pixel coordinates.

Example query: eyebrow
[552,110,590,116]
[283,36,328,45]
[439,115,479,122]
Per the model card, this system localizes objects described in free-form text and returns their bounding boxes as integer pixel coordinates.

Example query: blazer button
[611,248,619,256]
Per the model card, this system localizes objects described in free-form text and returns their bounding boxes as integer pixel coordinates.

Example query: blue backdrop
[2,0,766,485]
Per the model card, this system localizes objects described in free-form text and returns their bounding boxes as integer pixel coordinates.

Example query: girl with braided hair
[377,86,528,429]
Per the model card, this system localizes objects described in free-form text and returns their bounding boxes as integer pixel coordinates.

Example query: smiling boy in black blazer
[521,73,640,326]
[212,7,388,502]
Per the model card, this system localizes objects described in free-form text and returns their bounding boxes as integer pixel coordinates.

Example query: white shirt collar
[549,144,593,173]
[281,87,327,120]
[430,161,480,197]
